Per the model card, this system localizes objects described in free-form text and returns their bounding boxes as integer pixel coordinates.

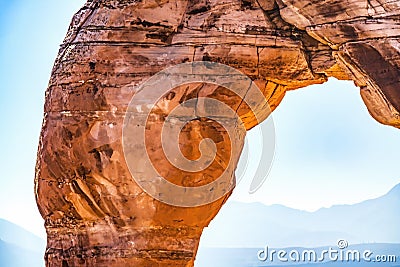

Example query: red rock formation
[35,0,400,266]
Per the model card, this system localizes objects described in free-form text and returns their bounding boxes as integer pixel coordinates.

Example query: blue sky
[0,0,86,238]
[1,0,399,239]
[233,80,400,210]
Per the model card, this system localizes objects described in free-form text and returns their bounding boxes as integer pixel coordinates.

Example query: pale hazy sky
[233,80,400,210]
[1,0,399,239]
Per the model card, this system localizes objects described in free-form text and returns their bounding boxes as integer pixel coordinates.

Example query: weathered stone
[36,0,400,266]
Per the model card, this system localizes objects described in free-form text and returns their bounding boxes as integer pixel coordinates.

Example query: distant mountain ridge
[1,184,398,267]
[199,183,400,248]
[0,239,44,267]
[0,219,46,253]
[196,243,400,267]
[0,219,45,267]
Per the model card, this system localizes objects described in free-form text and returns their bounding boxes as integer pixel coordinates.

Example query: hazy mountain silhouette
[196,243,400,267]
[1,184,399,267]
[199,183,400,248]
[0,239,44,267]
[0,219,45,266]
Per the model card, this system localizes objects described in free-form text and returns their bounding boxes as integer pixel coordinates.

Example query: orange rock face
[35,0,400,266]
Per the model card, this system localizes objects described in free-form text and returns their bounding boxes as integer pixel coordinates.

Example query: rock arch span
[35,0,400,266]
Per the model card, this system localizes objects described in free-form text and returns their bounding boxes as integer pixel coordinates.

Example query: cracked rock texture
[36,0,400,266]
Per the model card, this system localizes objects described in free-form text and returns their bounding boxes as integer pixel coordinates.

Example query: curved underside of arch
[36,0,400,266]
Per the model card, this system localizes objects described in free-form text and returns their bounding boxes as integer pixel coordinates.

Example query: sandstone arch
[35,0,400,266]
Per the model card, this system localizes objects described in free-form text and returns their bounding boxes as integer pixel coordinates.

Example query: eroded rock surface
[36,0,400,266]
